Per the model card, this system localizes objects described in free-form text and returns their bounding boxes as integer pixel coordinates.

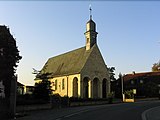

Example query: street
[16,100,160,120]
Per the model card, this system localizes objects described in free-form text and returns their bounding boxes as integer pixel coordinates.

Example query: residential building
[17,82,25,95]
[123,71,160,97]
[24,86,34,95]
[112,71,160,98]
[17,82,34,95]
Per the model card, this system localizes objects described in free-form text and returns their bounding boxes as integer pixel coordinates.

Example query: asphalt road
[16,100,160,120]
[56,101,160,120]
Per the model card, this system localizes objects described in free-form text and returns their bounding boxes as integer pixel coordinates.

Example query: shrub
[124,90,134,99]
[16,94,47,105]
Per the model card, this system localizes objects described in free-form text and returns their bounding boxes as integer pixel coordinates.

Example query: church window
[55,80,57,90]
[131,80,134,85]
[87,38,89,43]
[62,79,65,90]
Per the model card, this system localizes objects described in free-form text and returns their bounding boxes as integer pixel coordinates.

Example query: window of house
[0,48,4,56]
[131,80,134,84]
[62,79,65,90]
[140,80,143,84]
[55,80,57,90]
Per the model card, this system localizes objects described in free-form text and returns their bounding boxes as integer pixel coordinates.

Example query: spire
[85,5,98,50]
[89,4,92,20]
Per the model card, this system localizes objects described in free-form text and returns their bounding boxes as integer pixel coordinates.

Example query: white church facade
[35,11,110,98]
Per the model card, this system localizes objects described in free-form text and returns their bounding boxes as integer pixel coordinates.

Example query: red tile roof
[123,71,160,81]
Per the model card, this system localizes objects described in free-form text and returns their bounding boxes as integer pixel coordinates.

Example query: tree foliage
[33,79,52,101]
[152,61,160,72]
[33,72,52,101]
[0,26,22,98]
[108,67,116,81]
[124,90,134,99]
[0,27,22,72]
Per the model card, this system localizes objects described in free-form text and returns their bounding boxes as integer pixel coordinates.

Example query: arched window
[55,80,57,90]
[62,79,65,90]
[87,38,89,43]
[73,77,78,97]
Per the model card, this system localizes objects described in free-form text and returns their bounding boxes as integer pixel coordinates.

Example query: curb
[141,106,160,120]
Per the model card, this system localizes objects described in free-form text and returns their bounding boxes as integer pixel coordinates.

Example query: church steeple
[89,5,92,20]
[85,6,98,50]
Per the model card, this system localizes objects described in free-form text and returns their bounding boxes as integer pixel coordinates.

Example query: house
[112,71,160,98]
[123,71,160,97]
[17,82,34,95]
[17,82,25,95]
[35,10,110,99]
[24,86,34,95]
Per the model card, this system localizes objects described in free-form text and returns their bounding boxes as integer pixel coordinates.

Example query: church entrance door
[83,77,89,98]
[93,78,99,98]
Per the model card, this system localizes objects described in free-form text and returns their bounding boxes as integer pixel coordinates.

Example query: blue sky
[0,1,159,85]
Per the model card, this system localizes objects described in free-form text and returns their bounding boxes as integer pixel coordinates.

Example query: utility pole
[120,73,125,102]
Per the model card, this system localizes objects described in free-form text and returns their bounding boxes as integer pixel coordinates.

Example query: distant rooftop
[123,71,160,81]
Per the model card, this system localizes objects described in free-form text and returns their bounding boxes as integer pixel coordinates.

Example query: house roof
[17,82,24,86]
[36,45,96,79]
[123,71,160,81]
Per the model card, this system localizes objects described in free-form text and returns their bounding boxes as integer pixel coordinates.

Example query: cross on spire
[89,4,92,20]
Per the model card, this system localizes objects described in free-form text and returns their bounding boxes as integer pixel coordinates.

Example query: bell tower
[84,6,98,50]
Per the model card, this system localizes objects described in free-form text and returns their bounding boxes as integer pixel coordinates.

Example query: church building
[35,9,110,98]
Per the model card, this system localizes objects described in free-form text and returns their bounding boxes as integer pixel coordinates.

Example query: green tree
[33,72,52,101]
[124,90,134,99]
[33,79,51,101]
[0,26,22,119]
[108,67,116,81]
[152,61,160,72]
[0,26,22,98]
